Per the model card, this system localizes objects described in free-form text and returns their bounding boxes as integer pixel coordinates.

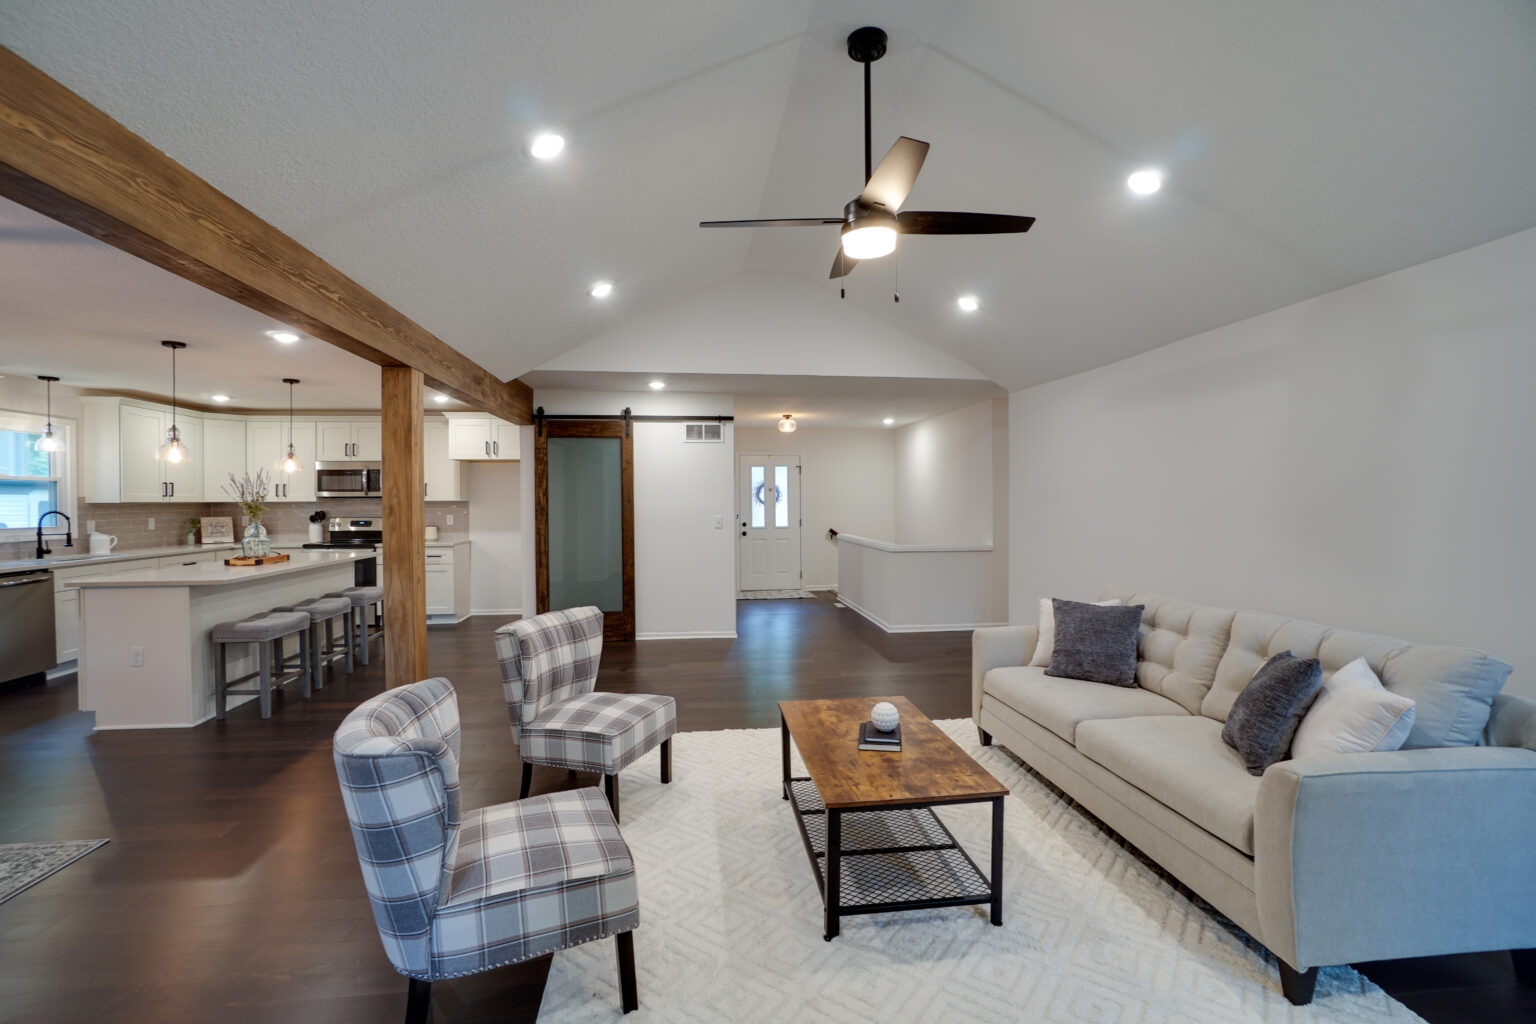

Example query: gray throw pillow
[1045,599,1145,686]
[1222,651,1323,776]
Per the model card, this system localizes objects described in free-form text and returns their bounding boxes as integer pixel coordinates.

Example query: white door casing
[737,453,800,591]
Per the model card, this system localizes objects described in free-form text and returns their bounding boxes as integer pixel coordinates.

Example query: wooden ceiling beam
[0,45,532,424]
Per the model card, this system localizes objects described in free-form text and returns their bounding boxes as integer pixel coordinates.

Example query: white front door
[738,454,801,591]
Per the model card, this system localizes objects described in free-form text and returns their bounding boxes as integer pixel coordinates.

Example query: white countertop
[67,549,374,589]
[0,543,241,575]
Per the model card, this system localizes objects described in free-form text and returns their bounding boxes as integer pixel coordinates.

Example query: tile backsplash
[2,498,468,562]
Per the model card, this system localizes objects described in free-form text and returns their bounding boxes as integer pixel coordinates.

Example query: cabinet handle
[169,482,174,497]
[484,441,490,456]
[493,440,498,456]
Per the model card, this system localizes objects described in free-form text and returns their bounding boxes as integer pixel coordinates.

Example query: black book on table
[859,721,902,751]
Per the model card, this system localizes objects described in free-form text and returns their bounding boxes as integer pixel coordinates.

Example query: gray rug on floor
[0,840,110,904]
[737,589,816,600]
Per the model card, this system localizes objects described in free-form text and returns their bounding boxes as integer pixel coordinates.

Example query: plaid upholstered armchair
[333,677,641,1021]
[494,606,677,823]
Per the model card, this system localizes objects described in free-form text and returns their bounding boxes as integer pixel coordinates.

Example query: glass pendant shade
[35,375,65,453]
[160,341,189,462]
[281,378,302,472]
[777,414,798,433]
[282,446,300,474]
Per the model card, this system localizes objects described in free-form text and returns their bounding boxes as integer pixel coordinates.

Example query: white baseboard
[834,593,1003,634]
[803,585,835,592]
[46,662,77,680]
[637,630,738,641]
[471,608,523,617]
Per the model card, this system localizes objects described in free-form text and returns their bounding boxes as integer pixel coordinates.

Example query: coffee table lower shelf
[784,777,1002,939]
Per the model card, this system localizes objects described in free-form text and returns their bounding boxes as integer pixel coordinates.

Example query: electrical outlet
[713,515,723,529]
[445,515,454,526]
[129,647,144,667]
[147,517,156,531]
[86,520,96,533]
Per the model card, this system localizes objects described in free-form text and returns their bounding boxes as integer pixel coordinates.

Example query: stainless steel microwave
[315,461,382,497]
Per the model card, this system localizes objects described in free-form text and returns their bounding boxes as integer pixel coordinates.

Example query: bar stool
[211,610,312,719]
[277,596,355,688]
[327,586,385,666]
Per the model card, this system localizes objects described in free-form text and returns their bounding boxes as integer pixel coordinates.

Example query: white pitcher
[89,532,119,555]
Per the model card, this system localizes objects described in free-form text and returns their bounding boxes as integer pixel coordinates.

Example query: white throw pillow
[1291,657,1416,759]
[1029,597,1122,667]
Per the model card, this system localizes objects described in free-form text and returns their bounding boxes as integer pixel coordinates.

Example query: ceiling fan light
[841,224,897,260]
[777,414,798,433]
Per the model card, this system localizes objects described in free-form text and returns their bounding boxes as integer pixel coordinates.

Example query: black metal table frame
[781,712,1004,940]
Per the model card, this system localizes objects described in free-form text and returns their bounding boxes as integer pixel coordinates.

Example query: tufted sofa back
[1100,586,1235,715]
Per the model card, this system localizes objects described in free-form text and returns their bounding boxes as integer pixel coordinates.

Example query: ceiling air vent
[683,422,724,443]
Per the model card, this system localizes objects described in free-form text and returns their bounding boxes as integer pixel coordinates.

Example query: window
[774,465,789,528]
[0,412,73,534]
[749,465,765,528]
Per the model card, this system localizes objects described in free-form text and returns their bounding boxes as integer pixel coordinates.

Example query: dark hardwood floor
[0,595,1529,1023]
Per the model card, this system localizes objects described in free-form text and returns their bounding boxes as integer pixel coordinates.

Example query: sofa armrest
[1254,745,1536,970]
[971,626,1038,721]
[1487,691,1536,750]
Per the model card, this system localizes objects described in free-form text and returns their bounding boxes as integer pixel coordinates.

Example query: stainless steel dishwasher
[0,568,56,691]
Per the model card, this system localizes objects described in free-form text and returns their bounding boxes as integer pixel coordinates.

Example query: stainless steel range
[304,518,382,586]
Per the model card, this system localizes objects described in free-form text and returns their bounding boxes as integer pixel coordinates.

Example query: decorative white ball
[871,701,900,733]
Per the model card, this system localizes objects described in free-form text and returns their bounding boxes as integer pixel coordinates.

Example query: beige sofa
[972,587,1536,1005]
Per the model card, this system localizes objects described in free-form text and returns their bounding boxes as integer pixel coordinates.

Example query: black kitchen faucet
[36,510,73,559]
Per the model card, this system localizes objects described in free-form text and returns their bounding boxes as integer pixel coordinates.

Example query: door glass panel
[548,437,623,612]
[749,465,765,528]
[774,465,789,528]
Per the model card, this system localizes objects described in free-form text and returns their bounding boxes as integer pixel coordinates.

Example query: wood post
[382,367,428,687]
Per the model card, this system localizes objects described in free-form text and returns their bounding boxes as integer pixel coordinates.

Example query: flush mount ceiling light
[777,413,798,433]
[266,329,300,344]
[433,394,449,404]
[211,394,231,403]
[530,132,565,160]
[882,417,895,426]
[1127,168,1164,196]
[957,294,979,312]
[589,280,614,299]
[281,377,302,473]
[34,375,64,452]
[648,380,665,390]
[159,340,189,463]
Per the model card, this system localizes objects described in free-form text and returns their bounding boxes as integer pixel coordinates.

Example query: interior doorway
[736,453,801,592]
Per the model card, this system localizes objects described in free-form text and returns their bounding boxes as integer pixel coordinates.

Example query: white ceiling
[1,1,1533,395]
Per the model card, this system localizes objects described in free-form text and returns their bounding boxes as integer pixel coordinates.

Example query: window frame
[0,409,77,539]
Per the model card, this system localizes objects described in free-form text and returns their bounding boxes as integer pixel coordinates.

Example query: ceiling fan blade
[859,137,929,212]
[829,248,858,279]
[896,211,1036,235]
[699,217,843,228]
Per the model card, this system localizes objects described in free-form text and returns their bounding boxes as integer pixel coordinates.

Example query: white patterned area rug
[0,839,110,904]
[539,720,1423,1023]
[737,589,816,600]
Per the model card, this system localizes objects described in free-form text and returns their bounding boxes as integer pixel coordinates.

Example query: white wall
[735,426,895,589]
[1009,226,1536,698]
[893,399,1001,546]
[466,462,522,616]
[535,390,736,639]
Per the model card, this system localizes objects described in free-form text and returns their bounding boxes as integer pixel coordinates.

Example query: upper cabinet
[247,419,317,501]
[317,419,382,461]
[82,397,204,502]
[446,414,520,461]
[423,418,464,501]
[202,417,247,500]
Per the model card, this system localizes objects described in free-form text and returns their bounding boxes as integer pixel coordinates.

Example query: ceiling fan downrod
[847,26,888,185]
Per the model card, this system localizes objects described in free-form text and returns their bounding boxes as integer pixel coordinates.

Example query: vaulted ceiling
[2,0,1533,393]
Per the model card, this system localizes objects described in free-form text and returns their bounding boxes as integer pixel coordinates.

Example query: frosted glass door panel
[548,437,624,612]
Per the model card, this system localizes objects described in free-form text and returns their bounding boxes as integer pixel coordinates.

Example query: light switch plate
[713,515,723,529]
[129,647,144,667]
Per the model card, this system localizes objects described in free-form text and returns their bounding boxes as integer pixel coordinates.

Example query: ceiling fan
[700,26,1035,284]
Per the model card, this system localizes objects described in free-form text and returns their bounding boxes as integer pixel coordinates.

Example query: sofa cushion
[1100,588,1236,715]
[1221,651,1324,775]
[1075,716,1262,855]
[1046,599,1144,686]
[984,666,1189,745]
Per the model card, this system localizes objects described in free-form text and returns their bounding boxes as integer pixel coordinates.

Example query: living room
[1,3,1533,1023]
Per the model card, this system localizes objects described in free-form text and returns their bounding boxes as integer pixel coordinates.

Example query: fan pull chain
[893,251,900,303]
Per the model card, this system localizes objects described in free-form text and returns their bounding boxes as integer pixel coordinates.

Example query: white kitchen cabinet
[317,419,382,461]
[247,420,316,501]
[202,417,247,500]
[82,398,203,502]
[424,542,470,622]
[52,563,112,663]
[119,404,166,502]
[423,419,464,500]
[446,414,518,460]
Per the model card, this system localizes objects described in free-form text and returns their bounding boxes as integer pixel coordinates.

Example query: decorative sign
[200,516,235,544]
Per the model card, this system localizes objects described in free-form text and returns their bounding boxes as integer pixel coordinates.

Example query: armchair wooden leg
[519,763,533,800]
[978,728,992,747]
[604,772,621,824]
[660,738,672,784]
[616,931,638,1014]
[1277,961,1318,1006]
[1513,948,1536,986]
[404,977,432,1024]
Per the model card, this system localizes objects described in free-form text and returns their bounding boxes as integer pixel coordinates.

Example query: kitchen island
[72,550,375,729]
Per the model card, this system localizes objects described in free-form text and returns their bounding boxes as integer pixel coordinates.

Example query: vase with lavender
[225,469,272,557]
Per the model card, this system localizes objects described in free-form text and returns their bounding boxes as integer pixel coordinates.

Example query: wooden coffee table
[778,696,1009,939]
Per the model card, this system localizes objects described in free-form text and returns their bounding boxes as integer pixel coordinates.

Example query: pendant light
[777,413,798,433]
[34,375,65,452]
[281,378,302,473]
[159,341,189,463]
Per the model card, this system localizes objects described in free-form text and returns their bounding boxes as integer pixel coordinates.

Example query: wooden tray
[224,553,290,566]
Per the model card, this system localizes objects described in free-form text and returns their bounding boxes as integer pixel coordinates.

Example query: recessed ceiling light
[882,417,895,426]
[1127,168,1163,195]
[433,394,449,404]
[266,330,300,344]
[648,380,665,390]
[957,294,979,313]
[589,281,614,299]
[211,394,231,403]
[530,132,565,160]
